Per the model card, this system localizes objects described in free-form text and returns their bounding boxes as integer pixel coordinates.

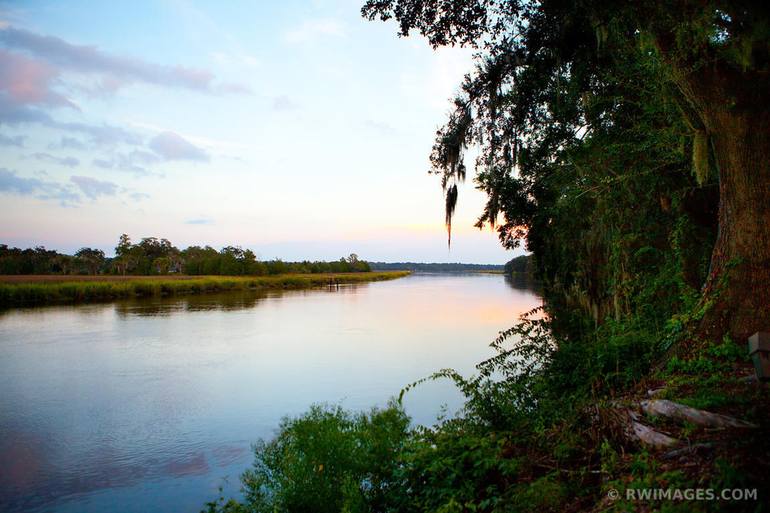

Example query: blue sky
[0,0,518,263]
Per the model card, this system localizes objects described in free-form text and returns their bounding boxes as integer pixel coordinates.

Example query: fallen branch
[629,418,679,448]
[640,399,757,429]
[597,403,679,449]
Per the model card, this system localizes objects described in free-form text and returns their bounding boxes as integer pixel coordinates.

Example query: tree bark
[640,399,757,429]
[672,60,770,342]
[700,107,770,342]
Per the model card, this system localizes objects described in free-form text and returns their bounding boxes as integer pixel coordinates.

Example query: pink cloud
[0,49,74,108]
[0,26,248,94]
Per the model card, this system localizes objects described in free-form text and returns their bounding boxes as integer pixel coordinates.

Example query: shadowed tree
[75,247,105,275]
[53,253,75,275]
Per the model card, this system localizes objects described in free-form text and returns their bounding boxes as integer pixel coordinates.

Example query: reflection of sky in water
[0,273,540,513]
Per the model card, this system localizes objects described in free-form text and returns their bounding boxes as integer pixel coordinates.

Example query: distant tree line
[503,254,535,277]
[503,254,539,290]
[0,245,107,275]
[369,262,503,272]
[0,234,371,276]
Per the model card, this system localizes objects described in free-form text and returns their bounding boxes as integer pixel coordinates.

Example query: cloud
[0,48,75,108]
[149,131,208,161]
[0,93,142,145]
[0,167,79,205]
[272,95,298,111]
[128,149,160,165]
[129,119,250,153]
[284,19,346,44]
[30,151,79,167]
[184,218,213,225]
[70,175,117,199]
[0,167,48,194]
[0,167,140,205]
[0,92,54,123]
[92,150,160,176]
[50,136,87,150]
[0,25,250,96]
[0,25,247,152]
[59,120,142,146]
[0,133,24,147]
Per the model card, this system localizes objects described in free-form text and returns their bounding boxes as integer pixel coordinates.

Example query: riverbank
[0,271,410,307]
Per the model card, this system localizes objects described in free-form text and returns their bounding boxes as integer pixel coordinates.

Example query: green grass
[0,271,410,307]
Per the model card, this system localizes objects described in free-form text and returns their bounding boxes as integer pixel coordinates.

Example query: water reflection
[114,290,270,317]
[504,272,541,291]
[113,282,371,317]
[0,273,540,513]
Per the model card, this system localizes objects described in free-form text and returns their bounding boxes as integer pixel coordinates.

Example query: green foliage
[204,2,769,510]
[665,337,748,376]
[659,337,752,411]
[0,244,106,275]
[223,2,770,512]
[0,272,409,307]
[203,403,410,513]
[208,307,666,512]
[0,236,373,277]
[203,294,765,512]
[390,422,523,512]
[503,254,535,279]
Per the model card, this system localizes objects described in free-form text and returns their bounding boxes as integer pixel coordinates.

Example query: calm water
[0,273,540,513]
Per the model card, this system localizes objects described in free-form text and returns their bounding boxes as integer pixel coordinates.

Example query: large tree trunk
[673,60,770,342]
[700,107,770,342]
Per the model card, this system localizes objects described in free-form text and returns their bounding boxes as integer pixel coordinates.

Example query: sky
[0,0,520,263]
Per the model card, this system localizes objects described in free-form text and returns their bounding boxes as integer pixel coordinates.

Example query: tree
[115,233,132,257]
[504,255,532,276]
[220,246,244,275]
[640,3,770,341]
[75,248,105,275]
[152,257,170,274]
[167,247,182,273]
[362,0,770,341]
[113,234,133,275]
[53,253,75,275]
[112,256,129,276]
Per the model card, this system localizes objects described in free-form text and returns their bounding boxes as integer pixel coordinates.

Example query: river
[0,272,540,512]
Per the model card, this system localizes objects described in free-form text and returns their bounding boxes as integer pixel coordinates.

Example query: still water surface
[0,273,540,512]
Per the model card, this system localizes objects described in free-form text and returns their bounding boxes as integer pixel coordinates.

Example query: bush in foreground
[203,403,409,513]
[203,310,768,513]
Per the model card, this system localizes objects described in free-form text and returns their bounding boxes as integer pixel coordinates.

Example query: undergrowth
[202,296,767,513]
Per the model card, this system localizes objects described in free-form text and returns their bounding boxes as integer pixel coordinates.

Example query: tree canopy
[363,0,770,341]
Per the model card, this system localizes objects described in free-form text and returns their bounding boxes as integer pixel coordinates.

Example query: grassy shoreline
[0,271,410,307]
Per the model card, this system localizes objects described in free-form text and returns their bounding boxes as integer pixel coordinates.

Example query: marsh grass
[0,271,410,307]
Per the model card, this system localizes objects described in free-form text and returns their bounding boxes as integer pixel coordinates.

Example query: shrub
[203,403,409,513]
